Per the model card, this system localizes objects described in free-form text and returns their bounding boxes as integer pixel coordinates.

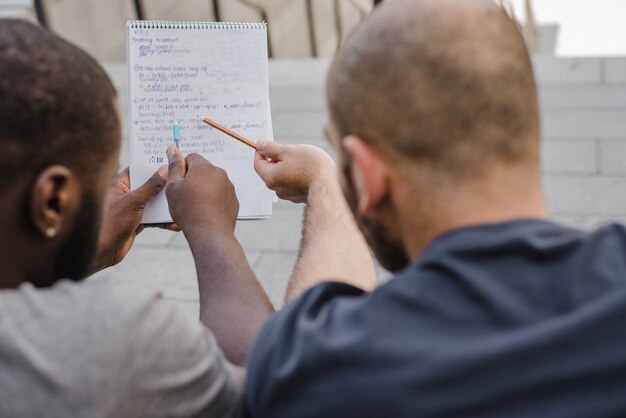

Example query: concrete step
[105,60,626,114]
[269,84,626,115]
[540,138,626,175]
[267,57,626,87]
[544,174,626,216]
[533,56,604,85]
[94,55,626,312]
[270,86,326,112]
[542,110,626,138]
[268,59,331,87]
[539,85,626,110]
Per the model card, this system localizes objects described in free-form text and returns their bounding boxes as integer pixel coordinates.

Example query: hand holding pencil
[196,114,335,202]
[253,140,337,203]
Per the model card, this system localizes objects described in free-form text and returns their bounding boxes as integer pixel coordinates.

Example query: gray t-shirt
[0,277,242,417]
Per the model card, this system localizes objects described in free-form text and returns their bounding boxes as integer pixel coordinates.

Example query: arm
[254,141,376,303]
[166,147,274,366]
[186,228,273,366]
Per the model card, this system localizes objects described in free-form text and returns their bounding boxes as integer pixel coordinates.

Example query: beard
[54,190,101,280]
[340,158,409,272]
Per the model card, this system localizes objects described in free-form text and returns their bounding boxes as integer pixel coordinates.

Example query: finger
[256,140,283,161]
[167,146,187,180]
[186,152,211,165]
[254,150,274,180]
[131,165,168,206]
[115,167,131,192]
[185,153,213,172]
[146,223,182,232]
[117,167,130,180]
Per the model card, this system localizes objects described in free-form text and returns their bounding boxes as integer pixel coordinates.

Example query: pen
[197,115,258,150]
[173,119,181,150]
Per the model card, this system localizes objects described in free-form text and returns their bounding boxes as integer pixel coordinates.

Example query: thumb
[254,149,274,181]
[257,140,283,161]
[167,146,187,181]
[131,165,167,207]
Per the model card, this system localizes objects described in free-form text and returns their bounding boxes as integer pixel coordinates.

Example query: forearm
[286,179,377,302]
[185,227,274,366]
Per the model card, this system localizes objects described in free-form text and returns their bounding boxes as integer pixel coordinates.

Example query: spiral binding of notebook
[127,20,266,30]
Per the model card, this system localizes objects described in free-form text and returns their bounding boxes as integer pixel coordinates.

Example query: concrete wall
[98,56,626,309]
[106,55,626,233]
[535,57,626,228]
[251,57,626,231]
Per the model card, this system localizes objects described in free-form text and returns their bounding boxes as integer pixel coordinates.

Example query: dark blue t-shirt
[245,220,626,417]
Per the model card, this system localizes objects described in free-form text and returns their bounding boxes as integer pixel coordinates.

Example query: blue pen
[173,120,181,150]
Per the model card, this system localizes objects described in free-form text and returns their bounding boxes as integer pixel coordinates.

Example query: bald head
[327,0,540,178]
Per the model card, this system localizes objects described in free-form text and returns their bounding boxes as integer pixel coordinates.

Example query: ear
[342,136,389,215]
[30,166,80,240]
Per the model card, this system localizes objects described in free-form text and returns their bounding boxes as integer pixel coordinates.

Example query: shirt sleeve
[99,284,244,418]
[244,281,368,418]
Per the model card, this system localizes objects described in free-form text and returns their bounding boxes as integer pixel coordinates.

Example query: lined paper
[127,21,274,223]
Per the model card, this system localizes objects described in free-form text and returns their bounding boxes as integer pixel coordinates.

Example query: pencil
[198,115,258,150]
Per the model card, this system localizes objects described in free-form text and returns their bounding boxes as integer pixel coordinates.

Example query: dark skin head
[0,19,120,288]
[325,0,547,269]
[0,147,119,289]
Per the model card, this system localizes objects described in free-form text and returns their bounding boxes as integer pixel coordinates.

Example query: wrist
[91,231,118,274]
[182,220,236,246]
[183,223,242,274]
[309,155,339,186]
[306,157,338,195]
[307,174,342,205]
[91,249,111,274]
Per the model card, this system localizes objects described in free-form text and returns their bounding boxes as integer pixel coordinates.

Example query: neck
[0,260,29,289]
[395,164,548,261]
[0,232,58,289]
[0,209,57,290]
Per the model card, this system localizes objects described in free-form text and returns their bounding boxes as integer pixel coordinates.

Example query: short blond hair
[327,0,540,178]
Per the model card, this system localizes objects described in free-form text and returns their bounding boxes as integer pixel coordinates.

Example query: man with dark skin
[245,0,626,416]
[0,19,273,416]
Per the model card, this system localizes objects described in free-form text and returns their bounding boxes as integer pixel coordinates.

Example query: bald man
[243,0,626,416]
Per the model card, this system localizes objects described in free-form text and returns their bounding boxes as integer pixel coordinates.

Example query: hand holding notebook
[164,146,240,233]
[126,21,275,224]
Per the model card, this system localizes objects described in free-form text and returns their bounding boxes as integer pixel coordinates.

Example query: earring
[46,227,56,238]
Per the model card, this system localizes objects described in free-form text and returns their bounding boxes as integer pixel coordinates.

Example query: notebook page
[127,22,274,224]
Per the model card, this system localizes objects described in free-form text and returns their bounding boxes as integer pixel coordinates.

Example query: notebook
[126,20,275,224]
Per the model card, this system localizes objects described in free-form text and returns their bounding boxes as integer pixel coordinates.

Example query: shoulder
[0,278,243,417]
[0,277,159,329]
[88,278,243,416]
[245,281,371,413]
[590,222,626,243]
[2,275,231,372]
[253,281,368,346]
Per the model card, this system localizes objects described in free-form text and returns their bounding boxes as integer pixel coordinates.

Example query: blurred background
[6,0,626,59]
[3,0,626,315]
[5,0,374,60]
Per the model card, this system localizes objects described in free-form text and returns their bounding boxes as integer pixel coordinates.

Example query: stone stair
[536,57,626,228]
[97,56,626,316]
